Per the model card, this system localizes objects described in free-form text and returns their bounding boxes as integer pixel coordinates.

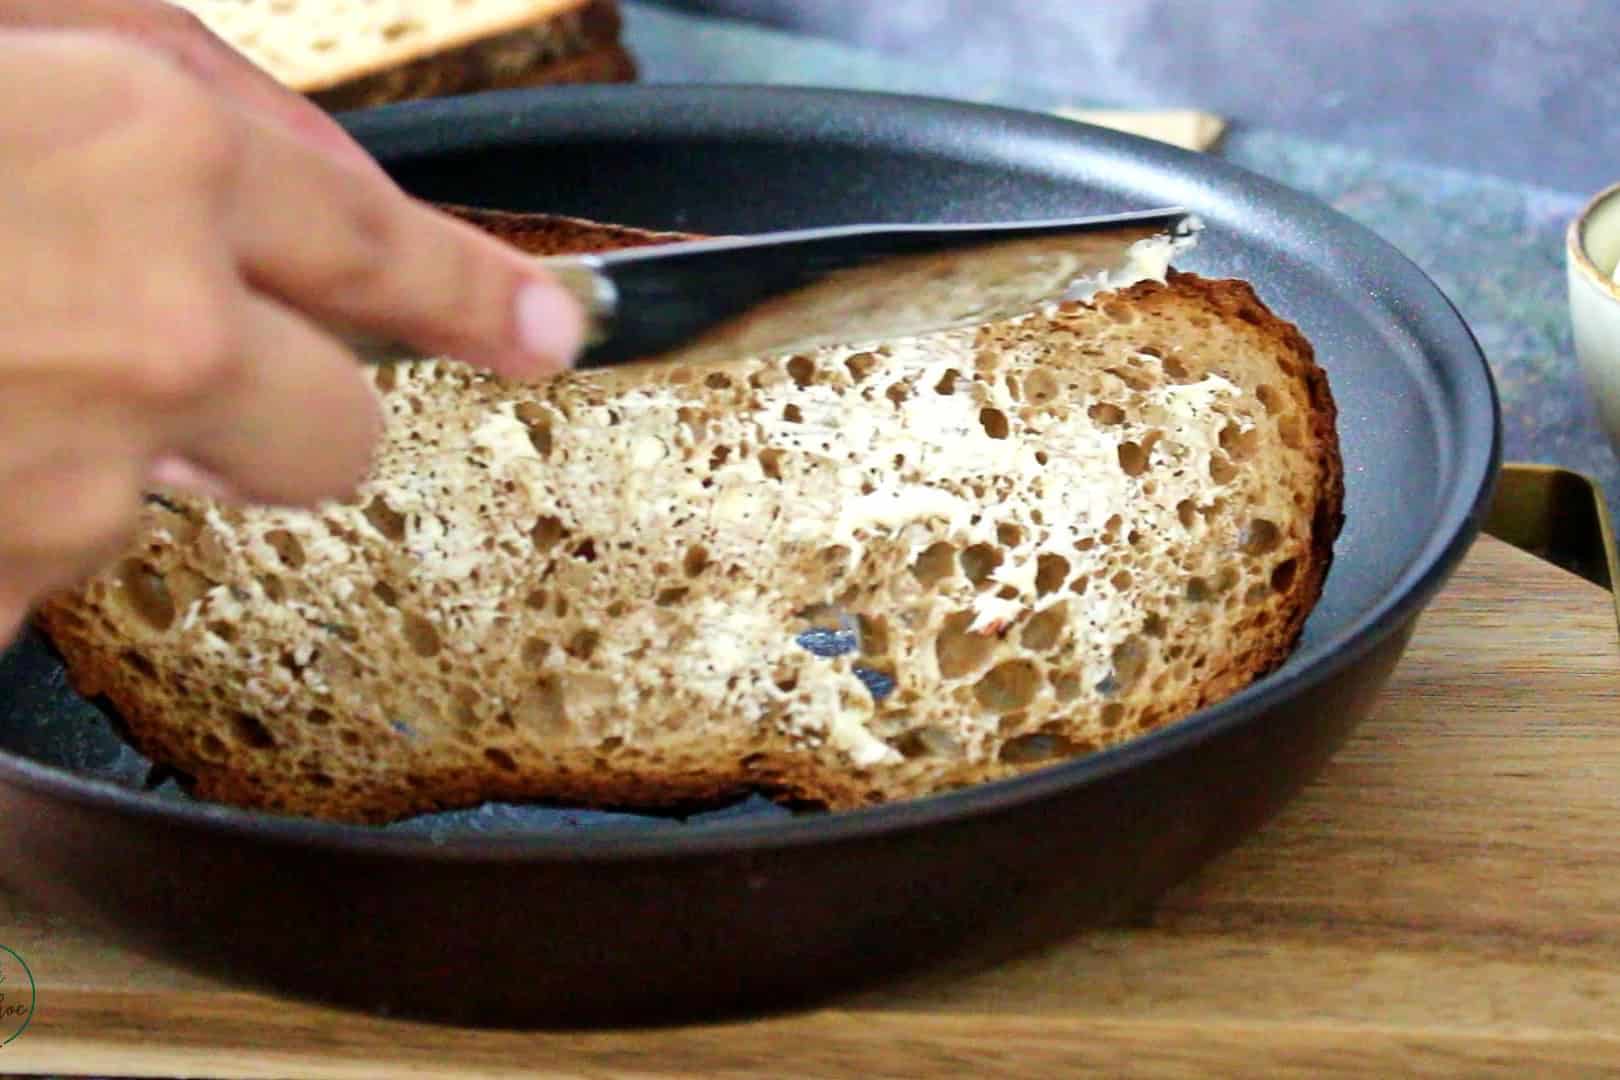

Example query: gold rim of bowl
[1569,180,1620,302]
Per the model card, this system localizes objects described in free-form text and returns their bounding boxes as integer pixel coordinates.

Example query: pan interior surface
[0,87,1496,846]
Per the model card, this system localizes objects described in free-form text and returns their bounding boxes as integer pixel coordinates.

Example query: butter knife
[344,208,1201,370]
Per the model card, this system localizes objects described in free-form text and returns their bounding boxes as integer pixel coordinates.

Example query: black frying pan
[0,87,1498,1026]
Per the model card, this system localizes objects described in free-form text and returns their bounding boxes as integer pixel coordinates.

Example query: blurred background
[642,0,1615,194]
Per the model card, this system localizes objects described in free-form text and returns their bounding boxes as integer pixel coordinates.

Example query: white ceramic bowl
[1569,181,1620,454]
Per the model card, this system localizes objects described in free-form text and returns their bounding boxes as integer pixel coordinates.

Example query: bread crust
[35,213,1343,825]
[439,206,693,254]
[1157,270,1345,679]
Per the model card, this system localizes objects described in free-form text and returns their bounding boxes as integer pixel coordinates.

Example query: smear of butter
[969,595,1025,635]
[1061,229,1195,302]
[830,707,900,767]
[470,407,540,466]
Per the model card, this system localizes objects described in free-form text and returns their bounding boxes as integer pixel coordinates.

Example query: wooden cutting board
[0,532,1616,1078]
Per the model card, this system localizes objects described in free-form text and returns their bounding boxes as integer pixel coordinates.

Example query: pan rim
[0,85,1500,862]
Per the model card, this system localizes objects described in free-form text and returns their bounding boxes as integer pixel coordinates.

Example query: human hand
[0,29,586,643]
[0,0,383,172]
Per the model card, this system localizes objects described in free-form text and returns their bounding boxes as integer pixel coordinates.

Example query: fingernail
[148,455,239,502]
[515,280,586,374]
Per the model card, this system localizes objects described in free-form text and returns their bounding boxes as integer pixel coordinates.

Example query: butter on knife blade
[343,209,1202,371]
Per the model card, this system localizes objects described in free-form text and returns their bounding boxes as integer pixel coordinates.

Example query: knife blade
[344,208,1201,370]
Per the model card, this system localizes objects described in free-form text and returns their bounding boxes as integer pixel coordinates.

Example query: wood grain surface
[1054,108,1229,152]
[0,533,1616,1078]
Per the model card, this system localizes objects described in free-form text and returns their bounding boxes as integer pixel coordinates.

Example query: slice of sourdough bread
[173,0,635,107]
[35,208,1343,824]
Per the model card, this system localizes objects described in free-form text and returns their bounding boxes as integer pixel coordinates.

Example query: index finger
[221,110,585,379]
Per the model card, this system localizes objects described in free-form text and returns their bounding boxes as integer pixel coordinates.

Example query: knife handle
[337,256,618,367]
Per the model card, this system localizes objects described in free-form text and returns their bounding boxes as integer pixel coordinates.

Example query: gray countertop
[645,0,1620,198]
[624,2,1620,521]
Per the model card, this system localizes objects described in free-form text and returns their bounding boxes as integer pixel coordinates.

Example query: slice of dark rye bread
[34,207,1343,824]
[305,1,637,111]
[175,0,635,110]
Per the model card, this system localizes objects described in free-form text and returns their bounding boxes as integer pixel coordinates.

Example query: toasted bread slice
[174,0,634,106]
[35,210,1342,824]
